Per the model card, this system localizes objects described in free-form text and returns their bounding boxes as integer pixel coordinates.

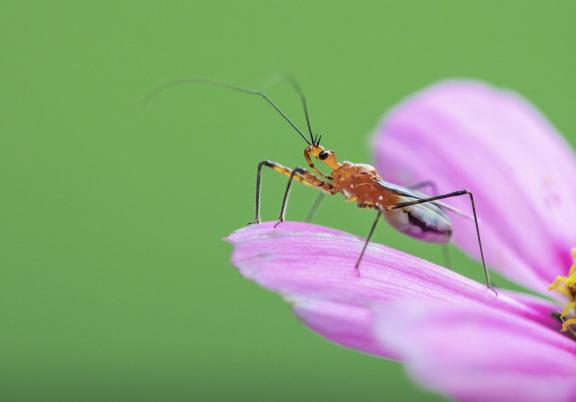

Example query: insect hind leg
[354,180,446,276]
[408,180,439,195]
[390,190,494,293]
[408,180,452,269]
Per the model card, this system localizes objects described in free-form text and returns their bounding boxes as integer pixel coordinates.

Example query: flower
[226,81,576,401]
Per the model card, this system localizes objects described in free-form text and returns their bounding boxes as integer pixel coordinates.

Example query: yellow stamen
[561,301,576,318]
[549,248,576,335]
[562,319,576,336]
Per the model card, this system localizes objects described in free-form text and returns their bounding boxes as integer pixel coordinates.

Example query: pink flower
[226,81,576,401]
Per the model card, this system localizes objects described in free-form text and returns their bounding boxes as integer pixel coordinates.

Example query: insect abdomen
[384,204,452,243]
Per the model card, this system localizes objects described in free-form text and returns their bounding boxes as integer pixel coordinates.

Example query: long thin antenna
[275,74,317,145]
[144,78,311,146]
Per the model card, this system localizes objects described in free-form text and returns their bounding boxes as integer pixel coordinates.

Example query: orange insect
[149,77,493,291]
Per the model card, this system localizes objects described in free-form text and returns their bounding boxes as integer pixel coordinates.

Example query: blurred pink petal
[374,80,576,293]
[227,222,558,358]
[375,301,576,402]
[292,298,395,358]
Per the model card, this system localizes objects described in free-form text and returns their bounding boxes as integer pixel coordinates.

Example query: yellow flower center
[549,249,576,336]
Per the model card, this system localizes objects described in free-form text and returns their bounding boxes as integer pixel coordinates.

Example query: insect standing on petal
[148,77,493,291]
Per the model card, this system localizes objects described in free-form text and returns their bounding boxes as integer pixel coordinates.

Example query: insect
[148,77,493,291]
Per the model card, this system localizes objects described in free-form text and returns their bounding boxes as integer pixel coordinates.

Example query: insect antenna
[144,78,312,146]
[272,74,319,146]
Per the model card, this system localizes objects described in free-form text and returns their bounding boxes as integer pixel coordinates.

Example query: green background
[1,1,575,401]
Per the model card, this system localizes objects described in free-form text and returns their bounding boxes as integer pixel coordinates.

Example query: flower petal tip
[226,221,345,245]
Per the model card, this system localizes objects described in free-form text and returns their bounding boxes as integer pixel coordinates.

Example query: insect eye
[318,151,329,160]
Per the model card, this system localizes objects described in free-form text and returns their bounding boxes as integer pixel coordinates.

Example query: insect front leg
[274,167,333,227]
[389,190,494,292]
[251,160,331,224]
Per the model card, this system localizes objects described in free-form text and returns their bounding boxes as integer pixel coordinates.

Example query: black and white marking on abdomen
[405,209,451,236]
[384,204,452,244]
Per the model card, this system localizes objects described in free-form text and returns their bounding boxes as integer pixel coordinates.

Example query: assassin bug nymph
[148,77,493,291]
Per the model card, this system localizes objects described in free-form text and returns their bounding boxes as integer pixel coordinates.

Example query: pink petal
[375,301,576,402]
[501,289,563,320]
[227,222,559,359]
[374,80,576,293]
[292,298,397,358]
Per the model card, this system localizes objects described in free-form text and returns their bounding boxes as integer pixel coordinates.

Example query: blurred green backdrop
[1,1,575,401]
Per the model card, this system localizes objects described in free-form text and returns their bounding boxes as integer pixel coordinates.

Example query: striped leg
[252,160,332,224]
[274,166,333,227]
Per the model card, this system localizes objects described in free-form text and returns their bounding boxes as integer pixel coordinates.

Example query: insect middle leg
[390,190,493,291]
[355,210,383,274]
[252,160,331,224]
[305,193,326,222]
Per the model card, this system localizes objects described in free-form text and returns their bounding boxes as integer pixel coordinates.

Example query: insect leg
[390,190,493,291]
[305,193,325,222]
[252,160,272,224]
[253,160,298,224]
[441,243,452,270]
[275,167,305,228]
[408,180,451,269]
[355,210,383,274]
[408,180,438,195]
[275,167,332,227]
[251,160,332,223]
